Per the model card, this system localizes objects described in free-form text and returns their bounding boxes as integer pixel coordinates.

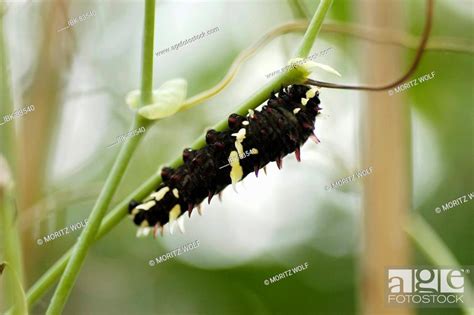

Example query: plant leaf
[288,58,341,77]
[138,79,188,120]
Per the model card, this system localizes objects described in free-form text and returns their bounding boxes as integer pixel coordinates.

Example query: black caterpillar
[129,84,321,236]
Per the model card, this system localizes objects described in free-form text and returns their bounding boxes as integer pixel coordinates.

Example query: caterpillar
[128,84,321,237]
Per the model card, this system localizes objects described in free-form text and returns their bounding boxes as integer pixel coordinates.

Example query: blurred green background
[0,0,472,314]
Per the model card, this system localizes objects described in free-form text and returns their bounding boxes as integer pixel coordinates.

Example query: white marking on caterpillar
[136,227,151,238]
[137,200,156,211]
[301,98,308,106]
[251,148,259,154]
[232,128,246,157]
[242,120,249,125]
[150,186,170,201]
[168,204,182,235]
[306,87,318,99]
[172,188,179,198]
[140,220,150,227]
[293,108,301,114]
[169,204,181,222]
[229,151,243,190]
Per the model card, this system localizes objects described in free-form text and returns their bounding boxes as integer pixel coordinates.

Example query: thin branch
[287,0,308,20]
[321,20,474,55]
[295,0,333,58]
[0,4,25,314]
[0,262,28,315]
[44,1,156,314]
[23,0,334,308]
[306,0,434,91]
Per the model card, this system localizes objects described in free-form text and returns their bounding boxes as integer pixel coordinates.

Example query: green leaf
[126,79,188,120]
[288,58,341,77]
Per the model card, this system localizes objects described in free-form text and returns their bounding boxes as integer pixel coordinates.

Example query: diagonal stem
[295,0,333,58]
[1,3,26,314]
[44,1,156,314]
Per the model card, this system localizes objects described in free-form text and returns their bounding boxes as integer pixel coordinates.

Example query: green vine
[1,3,25,314]
[44,0,156,314]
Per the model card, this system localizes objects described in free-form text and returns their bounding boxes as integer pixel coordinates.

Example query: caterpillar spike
[295,147,301,162]
[276,157,283,170]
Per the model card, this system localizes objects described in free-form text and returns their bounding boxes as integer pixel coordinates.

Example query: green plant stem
[45,118,149,315]
[1,192,26,315]
[25,174,161,307]
[44,1,156,314]
[287,0,308,19]
[0,262,28,315]
[295,0,333,58]
[0,4,26,314]
[25,0,333,308]
[140,0,156,105]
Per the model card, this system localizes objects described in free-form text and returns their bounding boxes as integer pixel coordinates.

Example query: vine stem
[44,1,156,314]
[25,0,333,309]
[287,0,308,19]
[295,0,332,58]
[1,3,26,314]
[307,0,433,91]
